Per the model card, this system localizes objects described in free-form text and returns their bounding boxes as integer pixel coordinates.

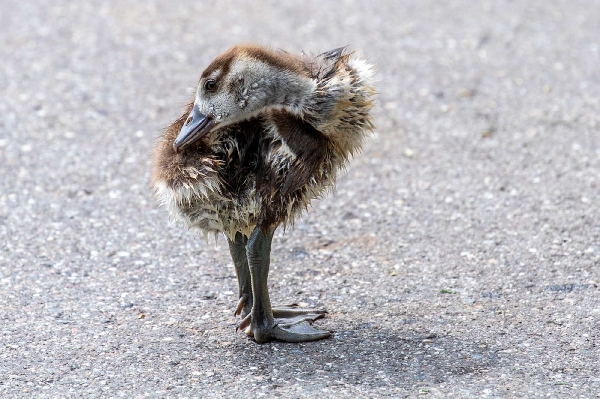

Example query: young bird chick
[153,44,375,343]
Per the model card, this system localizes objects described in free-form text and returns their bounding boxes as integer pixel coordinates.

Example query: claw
[234,294,248,317]
[236,313,251,332]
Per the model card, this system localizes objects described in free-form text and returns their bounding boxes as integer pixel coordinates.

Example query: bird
[152,44,375,343]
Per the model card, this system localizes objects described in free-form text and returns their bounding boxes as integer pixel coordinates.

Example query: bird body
[152,44,375,342]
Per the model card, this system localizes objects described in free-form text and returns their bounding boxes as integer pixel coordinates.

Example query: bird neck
[261,71,316,118]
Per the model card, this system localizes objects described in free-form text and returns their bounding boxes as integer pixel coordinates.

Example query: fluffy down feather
[152,45,375,240]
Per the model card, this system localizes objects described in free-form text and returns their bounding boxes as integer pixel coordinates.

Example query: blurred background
[1,0,599,397]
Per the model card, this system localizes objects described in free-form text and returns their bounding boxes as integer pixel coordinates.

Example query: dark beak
[173,106,215,153]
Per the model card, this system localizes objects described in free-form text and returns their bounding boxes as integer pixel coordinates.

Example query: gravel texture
[1,0,599,398]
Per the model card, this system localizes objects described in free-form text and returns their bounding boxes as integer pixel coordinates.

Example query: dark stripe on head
[201,50,236,79]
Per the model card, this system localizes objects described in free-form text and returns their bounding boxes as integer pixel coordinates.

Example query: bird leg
[241,224,331,343]
[227,232,253,318]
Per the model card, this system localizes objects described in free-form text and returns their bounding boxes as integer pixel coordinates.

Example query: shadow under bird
[152,44,375,343]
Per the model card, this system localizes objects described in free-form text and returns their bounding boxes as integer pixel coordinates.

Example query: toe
[272,306,327,319]
[234,294,248,317]
[236,313,251,332]
[270,321,332,342]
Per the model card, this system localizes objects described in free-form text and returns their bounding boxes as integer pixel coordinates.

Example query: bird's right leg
[227,232,252,319]
[241,224,331,343]
[229,231,325,325]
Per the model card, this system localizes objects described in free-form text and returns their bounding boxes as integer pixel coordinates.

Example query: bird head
[173,45,315,152]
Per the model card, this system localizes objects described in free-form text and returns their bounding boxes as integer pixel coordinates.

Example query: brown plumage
[152,44,375,343]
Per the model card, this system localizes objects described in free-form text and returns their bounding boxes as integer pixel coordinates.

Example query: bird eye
[204,79,216,92]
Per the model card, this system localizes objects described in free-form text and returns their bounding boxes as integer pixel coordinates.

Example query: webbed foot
[236,305,331,343]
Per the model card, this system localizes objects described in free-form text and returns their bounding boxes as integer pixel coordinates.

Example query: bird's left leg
[227,232,252,319]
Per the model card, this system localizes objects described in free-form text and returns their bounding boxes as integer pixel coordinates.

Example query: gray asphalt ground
[1,0,599,397]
